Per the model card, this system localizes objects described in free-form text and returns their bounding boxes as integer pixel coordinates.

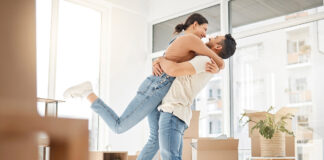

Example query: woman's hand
[205,59,220,74]
[152,57,164,76]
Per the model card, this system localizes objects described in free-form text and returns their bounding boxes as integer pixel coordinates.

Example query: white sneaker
[63,81,93,99]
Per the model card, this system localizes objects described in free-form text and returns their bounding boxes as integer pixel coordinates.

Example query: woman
[63,13,224,160]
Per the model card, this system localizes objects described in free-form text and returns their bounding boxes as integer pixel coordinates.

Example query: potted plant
[240,106,294,157]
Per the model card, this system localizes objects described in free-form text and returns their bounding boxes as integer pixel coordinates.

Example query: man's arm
[182,35,225,69]
[159,57,196,77]
[153,56,220,76]
[159,56,219,77]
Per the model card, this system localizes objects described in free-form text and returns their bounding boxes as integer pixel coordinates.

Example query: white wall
[105,0,149,16]
[97,0,152,154]
[106,6,150,154]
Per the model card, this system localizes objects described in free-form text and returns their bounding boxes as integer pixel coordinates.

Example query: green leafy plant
[240,106,294,139]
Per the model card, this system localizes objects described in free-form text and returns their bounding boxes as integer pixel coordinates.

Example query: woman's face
[192,22,208,39]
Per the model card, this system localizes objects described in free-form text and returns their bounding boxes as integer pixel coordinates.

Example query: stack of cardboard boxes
[182,111,239,160]
[245,107,298,158]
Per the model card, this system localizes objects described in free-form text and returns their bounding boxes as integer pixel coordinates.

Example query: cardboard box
[182,138,193,160]
[184,111,200,138]
[127,155,137,160]
[191,138,239,160]
[89,151,128,160]
[245,107,298,157]
[296,125,313,141]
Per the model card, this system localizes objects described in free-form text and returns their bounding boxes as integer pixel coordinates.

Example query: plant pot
[260,132,286,157]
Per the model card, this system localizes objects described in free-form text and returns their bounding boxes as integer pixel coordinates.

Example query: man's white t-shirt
[158,56,214,126]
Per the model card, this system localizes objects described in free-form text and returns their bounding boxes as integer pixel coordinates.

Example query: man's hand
[152,57,164,76]
[205,59,220,74]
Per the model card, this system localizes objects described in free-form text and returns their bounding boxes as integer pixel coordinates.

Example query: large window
[232,3,324,160]
[36,0,52,116]
[195,70,226,137]
[36,0,102,150]
[55,0,101,119]
[151,1,324,159]
[54,0,101,150]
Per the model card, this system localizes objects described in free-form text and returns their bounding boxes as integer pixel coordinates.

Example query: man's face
[208,35,225,47]
[206,35,225,54]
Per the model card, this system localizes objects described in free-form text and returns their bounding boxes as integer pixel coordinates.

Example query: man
[147,34,236,159]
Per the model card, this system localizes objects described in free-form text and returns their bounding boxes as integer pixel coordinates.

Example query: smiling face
[191,22,208,39]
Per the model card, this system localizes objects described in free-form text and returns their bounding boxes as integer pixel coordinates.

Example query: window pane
[195,62,226,137]
[233,16,324,160]
[36,0,52,116]
[55,0,101,150]
[152,5,220,52]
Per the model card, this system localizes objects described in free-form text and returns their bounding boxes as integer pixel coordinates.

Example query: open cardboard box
[89,151,128,160]
[184,111,200,138]
[245,107,298,157]
[191,138,239,160]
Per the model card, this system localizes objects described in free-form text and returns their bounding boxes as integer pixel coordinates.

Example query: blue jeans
[90,73,175,159]
[137,109,188,160]
[138,108,161,159]
[159,111,188,160]
[140,110,188,160]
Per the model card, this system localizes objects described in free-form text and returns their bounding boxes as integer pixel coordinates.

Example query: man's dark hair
[219,34,236,59]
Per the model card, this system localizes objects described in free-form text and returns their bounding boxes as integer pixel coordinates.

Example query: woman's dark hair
[219,34,237,59]
[174,13,208,34]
